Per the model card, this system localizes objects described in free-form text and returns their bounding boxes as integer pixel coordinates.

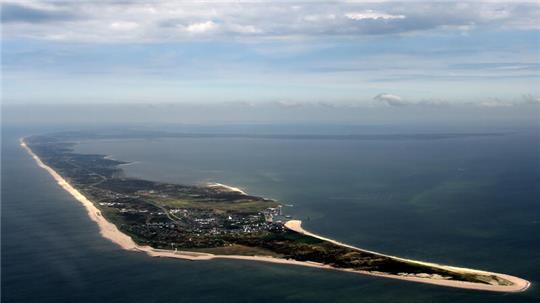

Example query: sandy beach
[207,182,247,195]
[21,138,530,292]
[284,220,530,292]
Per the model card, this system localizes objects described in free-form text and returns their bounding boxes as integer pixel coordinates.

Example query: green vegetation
[193,244,283,257]
[150,196,280,213]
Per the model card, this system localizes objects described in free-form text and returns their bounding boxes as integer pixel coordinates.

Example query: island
[20,131,530,292]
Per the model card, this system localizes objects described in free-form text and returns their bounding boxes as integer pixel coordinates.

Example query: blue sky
[2,1,540,108]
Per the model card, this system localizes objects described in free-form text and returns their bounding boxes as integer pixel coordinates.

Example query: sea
[2,123,539,303]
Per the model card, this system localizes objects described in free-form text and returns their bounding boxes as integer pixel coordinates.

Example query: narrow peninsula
[21,132,530,292]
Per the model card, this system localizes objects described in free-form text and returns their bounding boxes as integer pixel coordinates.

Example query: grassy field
[152,197,279,213]
[192,244,283,257]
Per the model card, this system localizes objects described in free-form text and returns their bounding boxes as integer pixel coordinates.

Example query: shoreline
[20,138,530,293]
[206,182,248,195]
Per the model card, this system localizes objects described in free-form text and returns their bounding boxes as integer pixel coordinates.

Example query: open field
[150,196,280,213]
[192,244,283,257]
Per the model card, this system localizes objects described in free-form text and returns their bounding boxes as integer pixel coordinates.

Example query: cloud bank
[373,93,540,108]
[2,1,539,43]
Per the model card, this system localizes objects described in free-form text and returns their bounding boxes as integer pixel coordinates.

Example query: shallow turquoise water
[3,124,539,302]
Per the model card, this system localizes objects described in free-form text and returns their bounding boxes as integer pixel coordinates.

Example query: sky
[1,1,540,114]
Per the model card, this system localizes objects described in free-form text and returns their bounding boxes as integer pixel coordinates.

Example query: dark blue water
[3,124,540,302]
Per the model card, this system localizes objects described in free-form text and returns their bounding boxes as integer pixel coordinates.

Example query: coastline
[20,138,530,293]
[206,182,248,195]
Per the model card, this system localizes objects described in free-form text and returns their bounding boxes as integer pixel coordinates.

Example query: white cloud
[274,100,305,108]
[110,21,139,31]
[303,14,336,22]
[478,100,514,107]
[345,10,405,21]
[522,94,540,104]
[374,93,408,106]
[185,21,217,33]
[228,24,261,34]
